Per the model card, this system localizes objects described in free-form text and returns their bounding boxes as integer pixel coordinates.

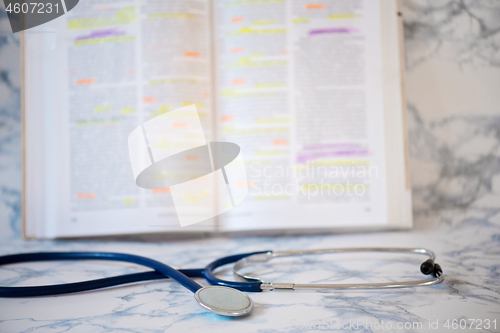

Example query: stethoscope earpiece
[420,259,435,275]
[432,263,443,277]
[420,259,442,277]
[194,286,254,317]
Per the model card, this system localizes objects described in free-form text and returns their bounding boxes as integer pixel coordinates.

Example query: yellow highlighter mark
[149,105,170,117]
[254,83,286,88]
[121,108,136,114]
[223,127,289,135]
[255,195,290,200]
[148,79,168,85]
[76,119,119,126]
[255,150,287,156]
[115,6,136,20]
[253,20,277,25]
[220,90,280,99]
[293,18,310,23]
[148,78,199,85]
[74,36,135,46]
[185,191,210,202]
[227,59,287,69]
[226,0,284,5]
[229,27,286,35]
[94,105,112,112]
[329,14,360,19]
[148,13,195,19]
[183,101,204,108]
[300,184,370,191]
[256,117,294,123]
[308,160,370,166]
[69,6,136,29]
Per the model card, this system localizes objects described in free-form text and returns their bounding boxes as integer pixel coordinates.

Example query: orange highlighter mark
[238,181,255,187]
[76,193,96,199]
[231,79,246,85]
[185,51,200,57]
[173,122,188,128]
[152,188,171,193]
[273,139,289,145]
[231,17,244,23]
[186,155,198,160]
[221,115,234,122]
[143,97,156,103]
[306,4,325,9]
[231,48,244,53]
[76,78,95,85]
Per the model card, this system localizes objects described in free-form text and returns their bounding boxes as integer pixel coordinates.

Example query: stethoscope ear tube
[233,248,444,291]
[202,251,269,292]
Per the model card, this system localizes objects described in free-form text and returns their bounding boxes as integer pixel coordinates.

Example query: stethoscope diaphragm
[194,286,254,317]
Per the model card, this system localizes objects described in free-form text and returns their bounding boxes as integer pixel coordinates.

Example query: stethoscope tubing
[0,248,443,297]
[0,252,205,296]
[0,251,267,297]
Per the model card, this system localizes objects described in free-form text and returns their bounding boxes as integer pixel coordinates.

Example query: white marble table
[0,225,499,332]
[1,1,500,332]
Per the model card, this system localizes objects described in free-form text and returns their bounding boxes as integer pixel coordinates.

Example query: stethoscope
[0,248,444,317]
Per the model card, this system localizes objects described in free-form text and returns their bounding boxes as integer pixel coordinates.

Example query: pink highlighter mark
[309,27,357,36]
[75,29,125,41]
[302,143,361,150]
[297,150,369,164]
[297,143,369,164]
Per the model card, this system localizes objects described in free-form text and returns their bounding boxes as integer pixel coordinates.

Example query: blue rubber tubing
[0,251,269,297]
[0,252,203,296]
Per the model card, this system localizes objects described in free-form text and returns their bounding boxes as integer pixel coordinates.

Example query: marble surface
[1,1,500,332]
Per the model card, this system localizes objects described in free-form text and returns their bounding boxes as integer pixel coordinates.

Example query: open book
[22,0,411,239]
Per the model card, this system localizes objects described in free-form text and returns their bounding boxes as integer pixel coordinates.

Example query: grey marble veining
[402,0,500,229]
[0,4,21,240]
[404,0,500,69]
[1,1,500,332]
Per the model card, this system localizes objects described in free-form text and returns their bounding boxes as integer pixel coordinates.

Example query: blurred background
[1,0,500,239]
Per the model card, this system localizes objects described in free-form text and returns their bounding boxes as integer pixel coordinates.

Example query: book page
[24,0,215,237]
[214,0,393,231]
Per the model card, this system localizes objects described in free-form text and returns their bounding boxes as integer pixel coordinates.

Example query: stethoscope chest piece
[194,286,254,317]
